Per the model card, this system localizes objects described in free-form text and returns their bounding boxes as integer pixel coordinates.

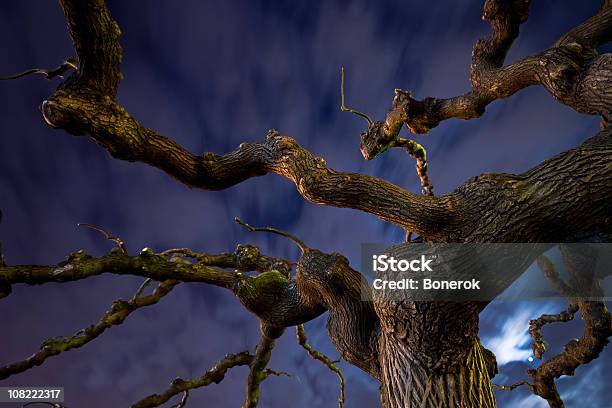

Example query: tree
[0,0,611,407]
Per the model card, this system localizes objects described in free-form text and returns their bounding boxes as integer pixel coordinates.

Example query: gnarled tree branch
[131,351,253,408]
[526,251,612,408]
[359,0,612,142]
[35,1,453,240]
[0,279,178,380]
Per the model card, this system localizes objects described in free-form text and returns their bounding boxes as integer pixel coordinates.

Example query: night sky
[0,1,610,407]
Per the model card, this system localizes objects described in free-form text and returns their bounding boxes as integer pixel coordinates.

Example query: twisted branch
[370,0,612,136]
[33,0,453,240]
[526,253,612,407]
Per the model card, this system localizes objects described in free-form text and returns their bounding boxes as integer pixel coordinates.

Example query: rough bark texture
[1,0,611,407]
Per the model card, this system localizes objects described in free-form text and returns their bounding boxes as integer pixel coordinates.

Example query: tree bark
[379,336,495,408]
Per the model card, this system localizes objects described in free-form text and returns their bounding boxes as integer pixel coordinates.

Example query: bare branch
[0,239,329,330]
[22,0,446,241]
[131,351,253,408]
[0,249,236,288]
[43,78,452,236]
[296,324,345,408]
[355,0,612,140]
[492,380,533,392]
[36,0,612,247]
[0,279,177,380]
[242,325,285,408]
[0,58,78,81]
[527,253,612,408]
[235,217,307,253]
[529,298,611,408]
[169,391,188,408]
[78,223,127,254]
[529,300,579,360]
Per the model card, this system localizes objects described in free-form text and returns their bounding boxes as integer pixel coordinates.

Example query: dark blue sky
[0,1,609,407]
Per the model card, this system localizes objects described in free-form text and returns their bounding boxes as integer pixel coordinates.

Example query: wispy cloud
[481,302,563,366]
[483,308,534,366]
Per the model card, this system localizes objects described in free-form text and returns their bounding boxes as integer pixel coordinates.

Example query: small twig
[492,380,533,392]
[235,217,307,252]
[340,66,374,126]
[0,58,78,81]
[169,390,189,408]
[78,223,128,254]
[132,278,154,300]
[296,324,345,408]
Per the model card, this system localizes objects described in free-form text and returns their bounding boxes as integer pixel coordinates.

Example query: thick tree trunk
[375,301,496,408]
[380,336,495,408]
